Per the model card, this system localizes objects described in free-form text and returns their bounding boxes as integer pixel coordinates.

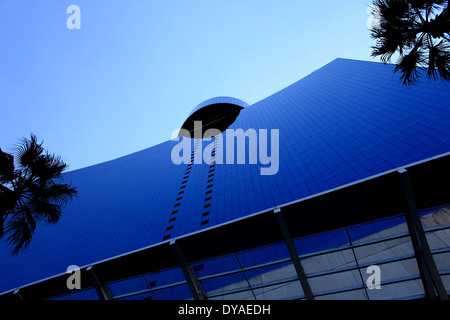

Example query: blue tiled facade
[1,58,449,296]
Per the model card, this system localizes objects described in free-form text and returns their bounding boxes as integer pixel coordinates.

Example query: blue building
[1,58,449,300]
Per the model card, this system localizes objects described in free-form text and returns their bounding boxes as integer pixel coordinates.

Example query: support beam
[274,208,315,300]
[12,288,24,301]
[397,169,448,300]
[87,265,113,300]
[170,239,206,300]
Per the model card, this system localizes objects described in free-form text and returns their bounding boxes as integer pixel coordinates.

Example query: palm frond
[45,183,78,206]
[425,4,450,38]
[27,151,69,184]
[395,48,426,84]
[371,26,417,62]
[0,149,15,183]
[15,134,44,170]
[31,199,62,224]
[427,40,450,78]
[434,49,450,79]
[0,185,16,238]
[29,179,77,204]
[25,178,77,225]
[5,206,36,255]
[408,0,447,12]
[374,0,410,21]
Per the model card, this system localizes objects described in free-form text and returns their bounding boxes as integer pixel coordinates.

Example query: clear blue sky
[0,0,378,171]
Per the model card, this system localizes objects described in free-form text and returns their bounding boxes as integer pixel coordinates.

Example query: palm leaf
[5,206,36,255]
[395,48,426,84]
[31,153,67,182]
[16,134,44,170]
[0,149,15,183]
[0,185,16,238]
[31,199,62,224]
[427,40,450,78]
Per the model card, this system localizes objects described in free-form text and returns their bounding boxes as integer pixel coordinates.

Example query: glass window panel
[192,254,241,278]
[347,216,408,244]
[209,290,255,300]
[201,272,248,295]
[353,238,414,265]
[146,266,185,289]
[66,287,99,300]
[308,270,363,296]
[426,229,450,250]
[366,279,424,300]
[441,274,450,292]
[118,291,156,300]
[419,207,450,229]
[420,207,450,224]
[153,284,192,300]
[432,252,450,272]
[316,289,367,300]
[252,280,303,300]
[107,276,149,297]
[301,249,356,275]
[245,261,296,286]
[237,242,289,268]
[294,229,349,255]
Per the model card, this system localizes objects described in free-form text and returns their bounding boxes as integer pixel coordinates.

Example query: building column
[274,208,315,300]
[87,265,113,300]
[397,168,448,300]
[170,239,207,300]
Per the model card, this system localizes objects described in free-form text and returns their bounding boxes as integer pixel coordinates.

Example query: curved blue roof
[1,58,450,294]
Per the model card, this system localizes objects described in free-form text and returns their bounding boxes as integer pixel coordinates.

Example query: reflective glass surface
[47,206,450,300]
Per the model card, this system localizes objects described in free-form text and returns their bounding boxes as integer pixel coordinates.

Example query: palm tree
[370,0,450,85]
[0,134,77,255]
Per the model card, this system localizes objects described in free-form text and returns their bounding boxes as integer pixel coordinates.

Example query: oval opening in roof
[179,97,248,138]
